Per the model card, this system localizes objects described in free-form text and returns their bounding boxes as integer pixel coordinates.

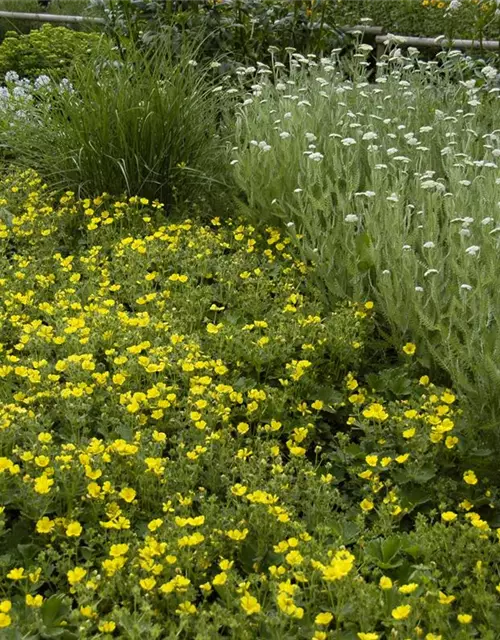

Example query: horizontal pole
[375,33,499,50]
[0,10,105,24]
[343,25,385,35]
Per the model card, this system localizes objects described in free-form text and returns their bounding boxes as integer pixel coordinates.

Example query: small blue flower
[5,70,19,83]
[34,75,51,90]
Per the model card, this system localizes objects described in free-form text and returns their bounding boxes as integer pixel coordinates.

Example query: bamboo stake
[375,33,499,51]
[0,10,105,24]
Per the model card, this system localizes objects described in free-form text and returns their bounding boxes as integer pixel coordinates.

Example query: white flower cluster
[0,71,73,122]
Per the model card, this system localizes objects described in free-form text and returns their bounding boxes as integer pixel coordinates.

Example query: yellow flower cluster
[0,171,498,637]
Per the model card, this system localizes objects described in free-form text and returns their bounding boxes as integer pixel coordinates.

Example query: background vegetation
[332,0,500,40]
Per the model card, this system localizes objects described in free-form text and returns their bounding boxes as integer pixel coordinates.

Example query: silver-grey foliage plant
[231,43,500,419]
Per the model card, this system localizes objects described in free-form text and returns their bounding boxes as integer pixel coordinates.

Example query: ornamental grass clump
[230,44,500,423]
[3,34,230,209]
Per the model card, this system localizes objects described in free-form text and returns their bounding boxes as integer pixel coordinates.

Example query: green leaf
[381,536,402,563]
[330,520,360,545]
[41,630,78,640]
[313,386,344,406]
[409,464,436,485]
[17,543,40,562]
[399,486,433,511]
[366,536,403,569]
[365,372,387,392]
[355,232,374,273]
[41,595,65,628]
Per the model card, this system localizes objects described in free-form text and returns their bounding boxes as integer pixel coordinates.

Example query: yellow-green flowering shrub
[0,170,499,638]
[0,25,103,80]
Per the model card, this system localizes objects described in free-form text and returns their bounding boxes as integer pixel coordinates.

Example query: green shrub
[230,46,500,427]
[0,24,103,80]
[1,35,230,209]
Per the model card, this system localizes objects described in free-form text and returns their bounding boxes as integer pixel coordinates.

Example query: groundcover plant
[0,170,499,639]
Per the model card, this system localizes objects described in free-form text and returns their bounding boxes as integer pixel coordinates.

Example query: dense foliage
[0,24,102,80]
[97,0,343,63]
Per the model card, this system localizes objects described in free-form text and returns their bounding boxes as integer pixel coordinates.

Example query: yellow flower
[66,521,82,537]
[283,548,303,566]
[365,455,378,467]
[212,572,228,586]
[463,470,478,485]
[402,427,416,439]
[34,474,54,494]
[34,455,50,468]
[176,601,196,615]
[321,549,355,581]
[7,567,25,580]
[426,635,442,640]
[363,404,388,421]
[315,611,334,625]
[441,511,457,522]
[110,544,129,557]
[113,373,126,385]
[25,594,43,607]
[206,323,223,334]
[0,601,12,613]
[236,422,250,434]
[399,583,418,594]
[441,391,456,404]
[391,604,411,620]
[360,498,374,512]
[240,593,261,615]
[226,528,248,541]
[379,576,392,590]
[445,436,458,449]
[148,518,163,532]
[312,400,324,410]
[140,577,156,591]
[358,634,380,640]
[98,621,116,632]
[36,517,55,534]
[403,342,416,355]
[67,567,87,585]
[457,614,472,624]
[119,487,136,502]
[0,613,11,628]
